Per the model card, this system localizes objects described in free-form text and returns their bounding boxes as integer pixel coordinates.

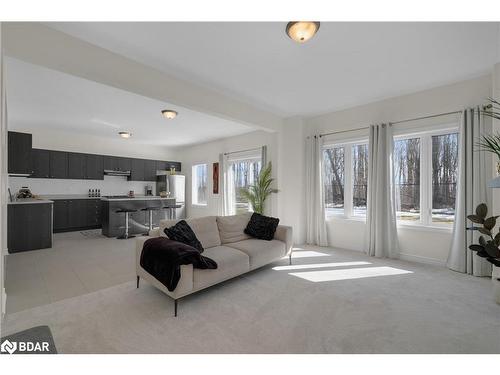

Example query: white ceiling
[5,57,254,147]
[46,22,500,117]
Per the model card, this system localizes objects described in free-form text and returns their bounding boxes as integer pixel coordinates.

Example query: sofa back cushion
[160,216,221,249]
[216,213,252,244]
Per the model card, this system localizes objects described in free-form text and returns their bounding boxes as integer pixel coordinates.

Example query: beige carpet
[2,246,499,354]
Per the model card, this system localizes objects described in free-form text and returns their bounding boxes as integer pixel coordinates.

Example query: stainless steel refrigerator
[156,173,186,219]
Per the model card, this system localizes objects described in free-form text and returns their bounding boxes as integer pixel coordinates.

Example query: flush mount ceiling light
[286,21,320,43]
[161,109,178,119]
[119,131,132,139]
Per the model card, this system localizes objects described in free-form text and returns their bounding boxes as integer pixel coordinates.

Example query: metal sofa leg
[174,299,178,317]
[136,276,140,288]
[289,253,292,265]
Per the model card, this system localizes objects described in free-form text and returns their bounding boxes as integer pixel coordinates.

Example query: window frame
[393,125,458,229]
[323,138,369,220]
[191,163,208,207]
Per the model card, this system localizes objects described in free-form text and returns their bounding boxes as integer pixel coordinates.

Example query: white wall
[178,130,278,218]
[0,21,6,320]
[305,74,493,265]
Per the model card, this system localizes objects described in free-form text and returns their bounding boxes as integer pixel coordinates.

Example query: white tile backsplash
[8,175,155,197]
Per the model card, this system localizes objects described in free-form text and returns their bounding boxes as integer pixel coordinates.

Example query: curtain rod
[318,103,493,138]
[223,147,261,156]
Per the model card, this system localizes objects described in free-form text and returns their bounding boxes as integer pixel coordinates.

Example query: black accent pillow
[244,213,280,241]
[164,220,204,253]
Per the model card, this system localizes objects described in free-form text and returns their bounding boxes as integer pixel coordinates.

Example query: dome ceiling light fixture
[161,109,178,119]
[286,21,320,43]
[119,131,132,139]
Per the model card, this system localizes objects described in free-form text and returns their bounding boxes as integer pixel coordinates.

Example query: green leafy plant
[240,162,278,214]
[467,203,500,267]
[477,98,500,160]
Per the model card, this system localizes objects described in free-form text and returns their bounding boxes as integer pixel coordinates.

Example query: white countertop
[101,196,176,201]
[42,194,100,200]
[8,198,54,205]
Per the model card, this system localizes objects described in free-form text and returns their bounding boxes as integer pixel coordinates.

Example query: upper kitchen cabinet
[144,160,157,181]
[68,152,86,180]
[156,160,168,172]
[8,131,32,176]
[118,157,132,172]
[49,150,68,179]
[130,158,145,181]
[85,154,104,180]
[31,149,50,178]
[103,155,119,171]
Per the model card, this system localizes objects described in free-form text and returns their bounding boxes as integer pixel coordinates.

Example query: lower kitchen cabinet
[8,202,52,253]
[53,199,102,232]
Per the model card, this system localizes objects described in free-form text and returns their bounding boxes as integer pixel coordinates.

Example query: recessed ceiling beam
[2,22,283,132]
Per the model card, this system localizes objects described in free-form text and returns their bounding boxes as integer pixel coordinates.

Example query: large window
[323,141,368,218]
[230,158,262,213]
[394,129,458,226]
[192,163,208,206]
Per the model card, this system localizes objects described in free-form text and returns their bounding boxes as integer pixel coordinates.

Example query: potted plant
[467,203,500,304]
[478,98,500,175]
[240,162,278,214]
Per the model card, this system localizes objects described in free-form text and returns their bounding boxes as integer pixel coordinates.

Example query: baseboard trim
[399,253,446,267]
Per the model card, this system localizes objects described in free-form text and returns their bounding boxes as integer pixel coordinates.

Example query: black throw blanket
[140,237,217,292]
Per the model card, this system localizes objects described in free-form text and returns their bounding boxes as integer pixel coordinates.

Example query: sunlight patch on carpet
[273,261,371,271]
[289,266,413,282]
[287,251,331,259]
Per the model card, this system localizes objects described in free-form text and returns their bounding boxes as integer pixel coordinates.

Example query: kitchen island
[101,196,176,238]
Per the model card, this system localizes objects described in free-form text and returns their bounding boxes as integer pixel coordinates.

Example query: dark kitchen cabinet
[156,160,168,172]
[166,161,182,172]
[8,202,52,253]
[53,200,69,232]
[68,200,88,228]
[31,149,50,178]
[8,131,32,175]
[53,198,102,232]
[118,157,131,172]
[144,160,157,181]
[86,199,102,227]
[68,152,86,180]
[85,154,104,180]
[49,151,68,179]
[130,158,145,181]
[104,156,119,171]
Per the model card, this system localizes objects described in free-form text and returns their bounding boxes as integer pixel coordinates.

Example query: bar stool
[116,208,137,239]
[141,206,161,235]
[162,204,182,220]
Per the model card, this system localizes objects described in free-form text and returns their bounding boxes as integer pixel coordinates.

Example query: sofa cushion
[193,246,249,290]
[160,216,221,249]
[244,213,280,241]
[226,239,286,270]
[163,220,204,253]
[216,213,252,244]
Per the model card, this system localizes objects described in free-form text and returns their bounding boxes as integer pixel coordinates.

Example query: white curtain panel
[305,135,328,246]
[447,108,492,276]
[366,124,399,258]
[218,153,235,216]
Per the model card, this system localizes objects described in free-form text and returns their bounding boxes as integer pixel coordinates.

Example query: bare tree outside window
[352,144,368,216]
[323,146,345,215]
[232,159,261,213]
[432,133,458,223]
[394,138,421,221]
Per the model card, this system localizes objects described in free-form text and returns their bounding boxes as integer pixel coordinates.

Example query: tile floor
[5,230,136,314]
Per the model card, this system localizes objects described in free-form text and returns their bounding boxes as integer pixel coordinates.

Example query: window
[323,141,368,218]
[192,163,207,206]
[230,158,262,213]
[394,129,458,226]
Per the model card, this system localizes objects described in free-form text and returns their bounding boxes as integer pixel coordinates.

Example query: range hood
[104,169,131,177]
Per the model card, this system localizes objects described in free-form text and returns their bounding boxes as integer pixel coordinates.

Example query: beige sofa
[135,213,293,316]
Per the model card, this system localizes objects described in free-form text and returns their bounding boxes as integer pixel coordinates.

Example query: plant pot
[493,266,500,305]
